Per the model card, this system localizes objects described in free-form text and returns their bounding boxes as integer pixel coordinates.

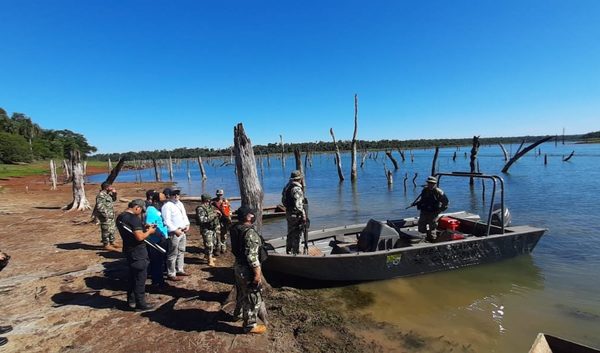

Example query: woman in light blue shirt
[145,192,169,287]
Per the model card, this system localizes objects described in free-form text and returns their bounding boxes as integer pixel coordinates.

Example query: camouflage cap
[290,170,303,180]
[201,193,212,201]
[426,176,438,184]
[216,189,224,195]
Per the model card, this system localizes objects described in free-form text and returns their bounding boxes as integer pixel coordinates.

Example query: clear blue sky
[1,0,599,154]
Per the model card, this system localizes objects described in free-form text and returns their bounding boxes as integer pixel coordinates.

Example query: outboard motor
[491,203,511,227]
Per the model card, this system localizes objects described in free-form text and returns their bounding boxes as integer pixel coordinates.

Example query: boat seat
[357,219,400,252]
[396,227,425,244]
[307,246,323,257]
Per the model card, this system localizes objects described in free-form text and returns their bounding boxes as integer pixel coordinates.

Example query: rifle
[119,222,167,254]
[406,195,422,209]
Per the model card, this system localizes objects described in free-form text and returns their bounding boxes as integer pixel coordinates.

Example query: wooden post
[385,151,399,170]
[498,143,508,161]
[431,146,440,177]
[152,158,161,181]
[197,156,207,180]
[279,135,285,168]
[233,123,264,231]
[350,94,358,182]
[63,150,91,211]
[469,136,480,185]
[502,136,553,173]
[329,128,345,181]
[50,160,57,190]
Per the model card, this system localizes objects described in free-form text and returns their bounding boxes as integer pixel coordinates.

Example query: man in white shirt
[161,188,190,281]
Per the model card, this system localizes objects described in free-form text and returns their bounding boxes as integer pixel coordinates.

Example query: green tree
[0,132,33,163]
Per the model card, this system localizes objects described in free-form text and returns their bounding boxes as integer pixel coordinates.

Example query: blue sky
[1,0,599,154]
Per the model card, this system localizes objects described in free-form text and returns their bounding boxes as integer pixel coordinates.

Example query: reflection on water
[90,142,600,352]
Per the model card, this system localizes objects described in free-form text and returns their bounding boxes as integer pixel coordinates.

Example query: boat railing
[436,172,505,236]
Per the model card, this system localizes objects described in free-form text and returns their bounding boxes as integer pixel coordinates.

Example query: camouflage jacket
[95,190,115,223]
[417,187,449,213]
[282,181,305,217]
[230,223,262,268]
[195,203,219,230]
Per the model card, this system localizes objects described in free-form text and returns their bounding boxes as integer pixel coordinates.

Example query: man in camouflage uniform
[94,182,119,251]
[281,170,307,254]
[211,189,232,254]
[230,206,267,334]
[195,193,220,267]
[415,176,449,242]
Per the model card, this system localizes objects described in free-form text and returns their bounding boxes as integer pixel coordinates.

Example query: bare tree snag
[233,123,264,231]
[563,151,575,162]
[515,140,525,156]
[412,172,418,187]
[470,136,481,185]
[108,158,112,172]
[385,151,399,170]
[186,159,191,182]
[266,152,271,167]
[63,150,91,211]
[403,173,408,191]
[50,160,57,190]
[168,156,174,181]
[62,159,71,183]
[350,94,359,182]
[383,164,393,185]
[498,143,508,161]
[294,148,306,188]
[452,151,457,162]
[152,158,161,181]
[501,136,553,173]
[410,151,414,163]
[360,151,368,168]
[197,156,207,181]
[397,149,406,162]
[279,135,285,168]
[329,128,345,181]
[544,154,548,165]
[431,146,440,176]
[105,157,125,185]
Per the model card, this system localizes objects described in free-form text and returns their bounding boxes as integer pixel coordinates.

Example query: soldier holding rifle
[281,170,308,254]
[409,176,449,242]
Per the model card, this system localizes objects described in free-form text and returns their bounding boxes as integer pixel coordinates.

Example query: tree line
[0,108,96,163]
[91,134,584,162]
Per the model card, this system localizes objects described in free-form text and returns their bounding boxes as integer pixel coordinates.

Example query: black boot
[0,337,8,347]
[127,293,136,309]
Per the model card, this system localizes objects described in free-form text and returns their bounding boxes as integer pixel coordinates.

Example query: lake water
[90,142,600,352]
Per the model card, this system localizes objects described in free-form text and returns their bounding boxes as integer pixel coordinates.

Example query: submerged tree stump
[498,143,508,161]
[501,136,553,173]
[385,151,399,170]
[234,123,264,230]
[330,128,345,181]
[470,136,480,185]
[197,156,207,181]
[431,146,440,176]
[350,94,359,182]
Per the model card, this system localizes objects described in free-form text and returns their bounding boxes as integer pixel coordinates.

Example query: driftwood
[49,160,57,190]
[196,156,206,181]
[431,146,439,176]
[498,143,508,161]
[350,94,359,182]
[469,136,480,185]
[329,128,345,181]
[385,151,399,170]
[233,123,264,231]
[563,151,575,162]
[501,136,553,173]
[63,150,91,211]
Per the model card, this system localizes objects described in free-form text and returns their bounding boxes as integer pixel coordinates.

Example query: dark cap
[201,193,212,202]
[128,199,146,211]
[236,205,256,220]
[290,170,303,180]
[163,188,181,197]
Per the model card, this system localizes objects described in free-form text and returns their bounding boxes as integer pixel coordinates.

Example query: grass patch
[0,162,49,178]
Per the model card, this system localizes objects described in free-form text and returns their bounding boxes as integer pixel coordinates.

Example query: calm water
[90,142,600,352]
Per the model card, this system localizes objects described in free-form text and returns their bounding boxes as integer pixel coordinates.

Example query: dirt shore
[0,170,473,353]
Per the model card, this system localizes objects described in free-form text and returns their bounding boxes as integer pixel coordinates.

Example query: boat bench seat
[357,219,401,252]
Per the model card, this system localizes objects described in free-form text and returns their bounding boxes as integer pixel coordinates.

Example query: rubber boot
[247,324,267,334]
[208,257,216,267]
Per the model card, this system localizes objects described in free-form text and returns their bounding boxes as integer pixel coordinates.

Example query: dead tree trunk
[403,173,408,191]
[470,136,480,185]
[152,158,161,181]
[233,123,264,231]
[266,152,271,167]
[452,151,457,162]
[186,159,191,182]
[329,128,344,181]
[412,172,418,187]
[431,146,440,176]
[383,165,393,185]
[63,150,91,211]
[107,158,112,173]
[62,159,71,183]
[360,151,368,168]
[544,154,548,165]
[294,148,305,188]
[563,151,575,162]
[50,160,57,190]
[279,135,285,168]
[498,143,508,161]
[197,156,207,181]
[385,151,399,170]
[168,156,174,181]
[501,136,553,173]
[397,149,406,162]
[350,94,358,182]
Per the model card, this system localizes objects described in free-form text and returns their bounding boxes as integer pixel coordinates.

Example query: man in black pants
[0,250,11,346]
[116,199,157,311]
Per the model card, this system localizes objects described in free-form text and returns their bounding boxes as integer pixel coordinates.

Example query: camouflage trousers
[201,228,219,257]
[100,220,116,245]
[418,211,440,241]
[286,214,303,254]
[216,218,231,252]
[233,263,264,331]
